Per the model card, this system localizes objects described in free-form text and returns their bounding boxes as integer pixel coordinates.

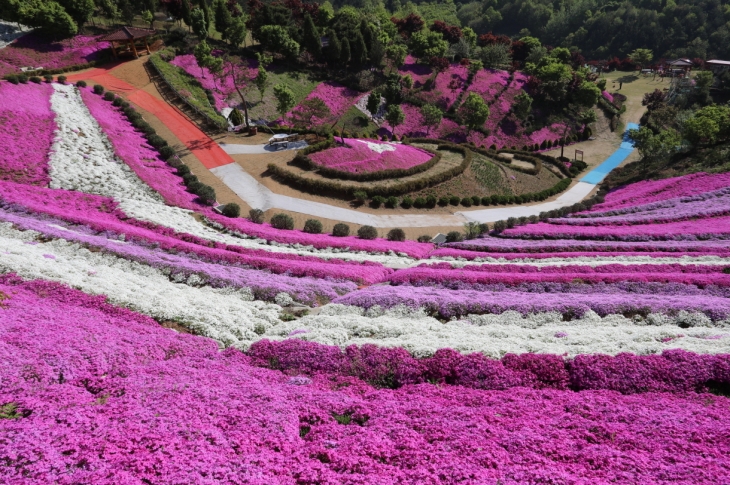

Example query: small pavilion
[100,27,157,59]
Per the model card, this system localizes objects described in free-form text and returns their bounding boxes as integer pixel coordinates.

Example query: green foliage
[573,81,601,108]
[340,37,351,65]
[4,0,78,38]
[326,32,342,65]
[357,225,378,240]
[303,12,322,58]
[513,92,532,119]
[387,228,406,241]
[260,25,300,59]
[270,213,294,230]
[682,105,730,146]
[303,219,323,234]
[366,91,381,117]
[273,84,296,116]
[290,97,331,127]
[385,104,405,135]
[417,234,432,243]
[479,43,511,69]
[228,107,244,127]
[385,43,408,69]
[459,92,489,130]
[221,203,241,218]
[249,208,265,224]
[629,48,653,68]
[225,16,248,48]
[332,223,350,237]
[0,403,21,420]
[190,7,208,39]
[420,104,442,134]
[463,221,482,240]
[445,231,463,243]
[214,0,232,37]
[409,30,448,59]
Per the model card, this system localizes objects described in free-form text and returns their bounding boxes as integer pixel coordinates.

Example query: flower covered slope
[0,33,109,72]
[2,81,730,484]
[309,138,433,173]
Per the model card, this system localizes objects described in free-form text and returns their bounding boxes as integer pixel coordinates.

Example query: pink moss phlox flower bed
[0,33,109,71]
[0,182,392,284]
[0,82,55,186]
[309,138,432,173]
[412,63,469,110]
[3,275,730,484]
[284,82,362,125]
[603,91,615,103]
[169,54,258,110]
[398,54,433,86]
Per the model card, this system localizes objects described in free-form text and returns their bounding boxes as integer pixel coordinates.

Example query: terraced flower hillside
[1,76,729,484]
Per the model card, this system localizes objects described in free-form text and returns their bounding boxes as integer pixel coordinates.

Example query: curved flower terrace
[309,138,433,174]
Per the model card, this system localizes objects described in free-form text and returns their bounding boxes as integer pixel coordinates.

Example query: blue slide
[580,122,639,185]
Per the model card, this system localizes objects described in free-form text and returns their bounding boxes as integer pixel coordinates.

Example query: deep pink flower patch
[309,138,432,173]
[0,82,55,185]
[0,33,109,72]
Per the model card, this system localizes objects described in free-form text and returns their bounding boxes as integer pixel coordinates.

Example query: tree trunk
[234,85,250,128]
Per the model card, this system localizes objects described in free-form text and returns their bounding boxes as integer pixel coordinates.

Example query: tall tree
[420,104,442,135]
[220,54,252,129]
[190,7,208,38]
[273,84,296,117]
[302,12,321,59]
[326,31,341,65]
[56,0,95,29]
[290,97,331,127]
[226,15,247,47]
[213,0,232,39]
[340,37,351,66]
[181,0,192,30]
[629,48,653,70]
[350,31,367,67]
[366,91,381,119]
[459,92,490,130]
[193,40,213,78]
[385,104,405,136]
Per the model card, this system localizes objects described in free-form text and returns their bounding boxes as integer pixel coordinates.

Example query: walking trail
[67,67,638,228]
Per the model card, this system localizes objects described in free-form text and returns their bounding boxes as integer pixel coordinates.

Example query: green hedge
[268,142,472,199]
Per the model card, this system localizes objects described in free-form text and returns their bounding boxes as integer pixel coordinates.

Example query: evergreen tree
[360,19,373,52]
[181,0,192,30]
[190,7,208,38]
[326,32,341,65]
[213,0,232,39]
[351,31,367,66]
[340,37,351,66]
[302,12,321,59]
[369,36,384,68]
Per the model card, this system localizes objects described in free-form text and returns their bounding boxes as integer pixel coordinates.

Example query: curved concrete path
[220,140,309,154]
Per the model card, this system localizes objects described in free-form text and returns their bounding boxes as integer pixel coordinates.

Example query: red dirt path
[66,67,234,169]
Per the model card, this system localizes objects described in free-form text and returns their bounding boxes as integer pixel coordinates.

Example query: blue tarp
[581,123,639,185]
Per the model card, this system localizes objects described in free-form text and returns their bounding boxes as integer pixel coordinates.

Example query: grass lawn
[247,65,320,122]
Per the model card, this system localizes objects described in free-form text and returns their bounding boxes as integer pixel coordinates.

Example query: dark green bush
[103,91,115,101]
[221,203,240,218]
[387,228,406,241]
[471,196,481,206]
[414,197,426,208]
[303,219,323,234]
[506,217,517,228]
[493,220,506,233]
[186,180,203,193]
[385,196,398,208]
[76,80,87,87]
[30,76,41,84]
[445,231,463,243]
[417,234,432,243]
[147,135,167,148]
[6,75,18,85]
[57,75,66,84]
[196,185,217,205]
[44,75,53,83]
[518,216,528,225]
[481,196,491,205]
[182,173,198,185]
[370,195,386,208]
[112,96,123,107]
[400,196,413,209]
[426,195,437,208]
[528,215,539,223]
[449,195,460,206]
[93,84,105,95]
[478,223,489,235]
[159,146,175,159]
[438,196,449,207]
[332,223,350,237]
[176,165,190,176]
[271,213,294,230]
[358,225,378,240]
[461,197,472,207]
[353,190,368,202]
[249,209,265,223]
[17,74,28,83]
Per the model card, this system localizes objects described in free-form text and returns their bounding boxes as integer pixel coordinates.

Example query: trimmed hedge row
[268,142,473,199]
[1,56,112,81]
[91,84,216,205]
[295,141,443,182]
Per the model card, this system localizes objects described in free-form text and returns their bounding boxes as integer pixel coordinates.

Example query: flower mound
[0,33,109,71]
[309,138,432,174]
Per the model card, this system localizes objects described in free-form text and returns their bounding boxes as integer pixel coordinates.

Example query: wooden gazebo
[100,27,157,59]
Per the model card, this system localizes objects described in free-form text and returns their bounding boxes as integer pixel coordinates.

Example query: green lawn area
[247,65,320,122]
[471,154,513,195]
[149,51,227,127]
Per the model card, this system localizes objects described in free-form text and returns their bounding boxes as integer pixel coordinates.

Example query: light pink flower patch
[0,33,109,72]
[309,138,432,173]
[280,82,362,126]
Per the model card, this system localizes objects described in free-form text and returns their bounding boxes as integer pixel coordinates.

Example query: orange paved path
[67,67,234,169]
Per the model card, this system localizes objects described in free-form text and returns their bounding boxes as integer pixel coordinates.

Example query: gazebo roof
[100,26,156,42]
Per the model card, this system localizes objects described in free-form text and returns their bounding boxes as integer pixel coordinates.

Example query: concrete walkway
[219,141,309,155]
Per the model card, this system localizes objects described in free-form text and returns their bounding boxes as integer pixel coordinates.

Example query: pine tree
[214,0,232,40]
[351,31,367,66]
[340,37,351,66]
[327,32,341,65]
[302,12,321,59]
[360,19,373,53]
[181,0,192,30]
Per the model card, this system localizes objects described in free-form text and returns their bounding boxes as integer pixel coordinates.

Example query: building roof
[667,58,692,66]
[100,27,156,42]
[431,233,447,244]
[707,59,730,66]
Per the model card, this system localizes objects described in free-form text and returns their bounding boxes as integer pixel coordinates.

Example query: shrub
[176,164,190,176]
[471,196,481,206]
[93,84,105,95]
[221,203,240,218]
[438,196,450,207]
[445,231,463,243]
[426,195,437,208]
[478,223,489,234]
[518,216,528,225]
[271,213,294,230]
[506,217,517,228]
[386,196,399,208]
[514,195,523,204]
[249,209,265,224]
[528,215,539,223]
[159,146,175,159]
[30,76,41,84]
[103,91,115,101]
[17,74,28,83]
[353,190,368,203]
[449,195,460,206]
[303,219,323,234]
[76,80,87,87]
[400,196,413,209]
[414,197,426,208]
[481,196,491,205]
[147,134,167,148]
[417,234,432,243]
[464,222,480,239]
[332,223,350,237]
[461,197,472,207]
[112,96,123,107]
[358,225,378,240]
[387,228,406,241]
[370,195,386,208]
[196,185,216,205]
[186,180,203,193]
[182,173,198,185]
[6,75,18,85]
[57,75,66,84]
[493,220,506,233]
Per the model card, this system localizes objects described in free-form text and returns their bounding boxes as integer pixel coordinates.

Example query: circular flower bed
[309,138,432,174]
